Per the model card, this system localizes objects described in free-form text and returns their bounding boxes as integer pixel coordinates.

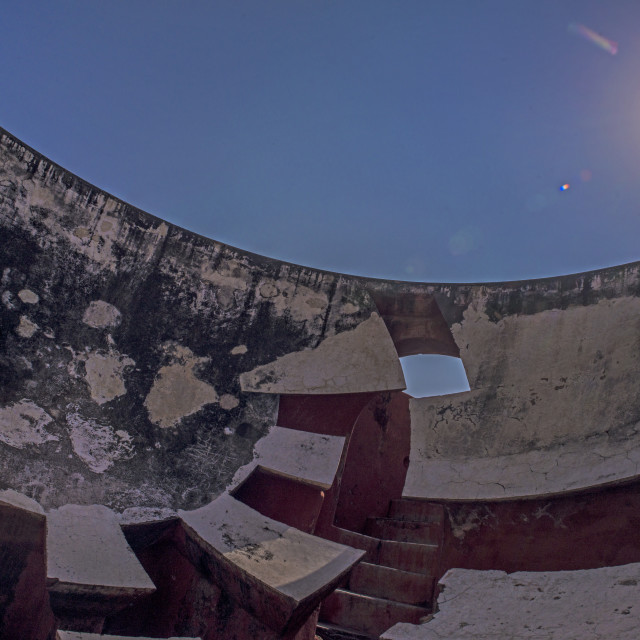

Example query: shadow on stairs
[317,499,443,640]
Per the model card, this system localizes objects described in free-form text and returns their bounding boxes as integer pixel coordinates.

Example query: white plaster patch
[73,227,91,238]
[239,312,405,394]
[219,394,240,411]
[82,300,122,329]
[230,345,248,355]
[0,400,58,449]
[16,315,38,338]
[66,410,135,473]
[75,349,134,405]
[144,343,218,428]
[18,288,39,304]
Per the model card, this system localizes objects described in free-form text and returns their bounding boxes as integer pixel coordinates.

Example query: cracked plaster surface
[403,419,640,500]
[382,563,640,639]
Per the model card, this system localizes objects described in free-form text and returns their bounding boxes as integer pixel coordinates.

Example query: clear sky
[2,1,640,284]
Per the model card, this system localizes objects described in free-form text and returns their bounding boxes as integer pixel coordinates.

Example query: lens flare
[560,184,570,191]
[568,23,618,55]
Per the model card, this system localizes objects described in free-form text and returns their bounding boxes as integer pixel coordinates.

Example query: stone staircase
[317,500,444,639]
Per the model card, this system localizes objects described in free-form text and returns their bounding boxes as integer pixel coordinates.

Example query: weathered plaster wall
[402,266,640,499]
[0,128,392,512]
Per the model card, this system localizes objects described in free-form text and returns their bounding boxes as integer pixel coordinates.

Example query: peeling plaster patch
[82,300,122,329]
[240,312,406,394]
[144,343,218,428]
[199,264,250,309]
[82,350,135,404]
[1,290,15,309]
[18,289,39,304]
[267,279,330,323]
[73,227,91,238]
[259,283,279,298]
[16,316,38,338]
[66,410,134,473]
[342,303,359,314]
[0,400,58,449]
[219,394,240,410]
[446,505,495,540]
[230,345,248,355]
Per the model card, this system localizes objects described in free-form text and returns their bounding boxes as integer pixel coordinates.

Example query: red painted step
[387,499,444,523]
[320,589,430,638]
[364,517,442,545]
[378,539,439,573]
[327,527,380,562]
[348,562,435,606]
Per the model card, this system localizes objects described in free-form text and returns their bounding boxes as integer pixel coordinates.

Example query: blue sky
[2,2,639,393]
[3,1,640,284]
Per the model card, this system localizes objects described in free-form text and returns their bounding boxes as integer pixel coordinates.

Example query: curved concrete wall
[0,127,404,512]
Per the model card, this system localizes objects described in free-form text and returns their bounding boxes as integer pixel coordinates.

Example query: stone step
[364,517,442,545]
[378,539,439,574]
[56,633,200,640]
[387,500,444,523]
[320,589,430,638]
[349,562,435,606]
[316,621,376,640]
[47,504,156,632]
[178,493,364,634]
[326,527,438,573]
[326,527,381,563]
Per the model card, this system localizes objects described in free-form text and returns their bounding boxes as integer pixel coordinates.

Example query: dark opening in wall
[400,354,470,398]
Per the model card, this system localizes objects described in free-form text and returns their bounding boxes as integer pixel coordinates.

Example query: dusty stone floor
[382,563,640,639]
